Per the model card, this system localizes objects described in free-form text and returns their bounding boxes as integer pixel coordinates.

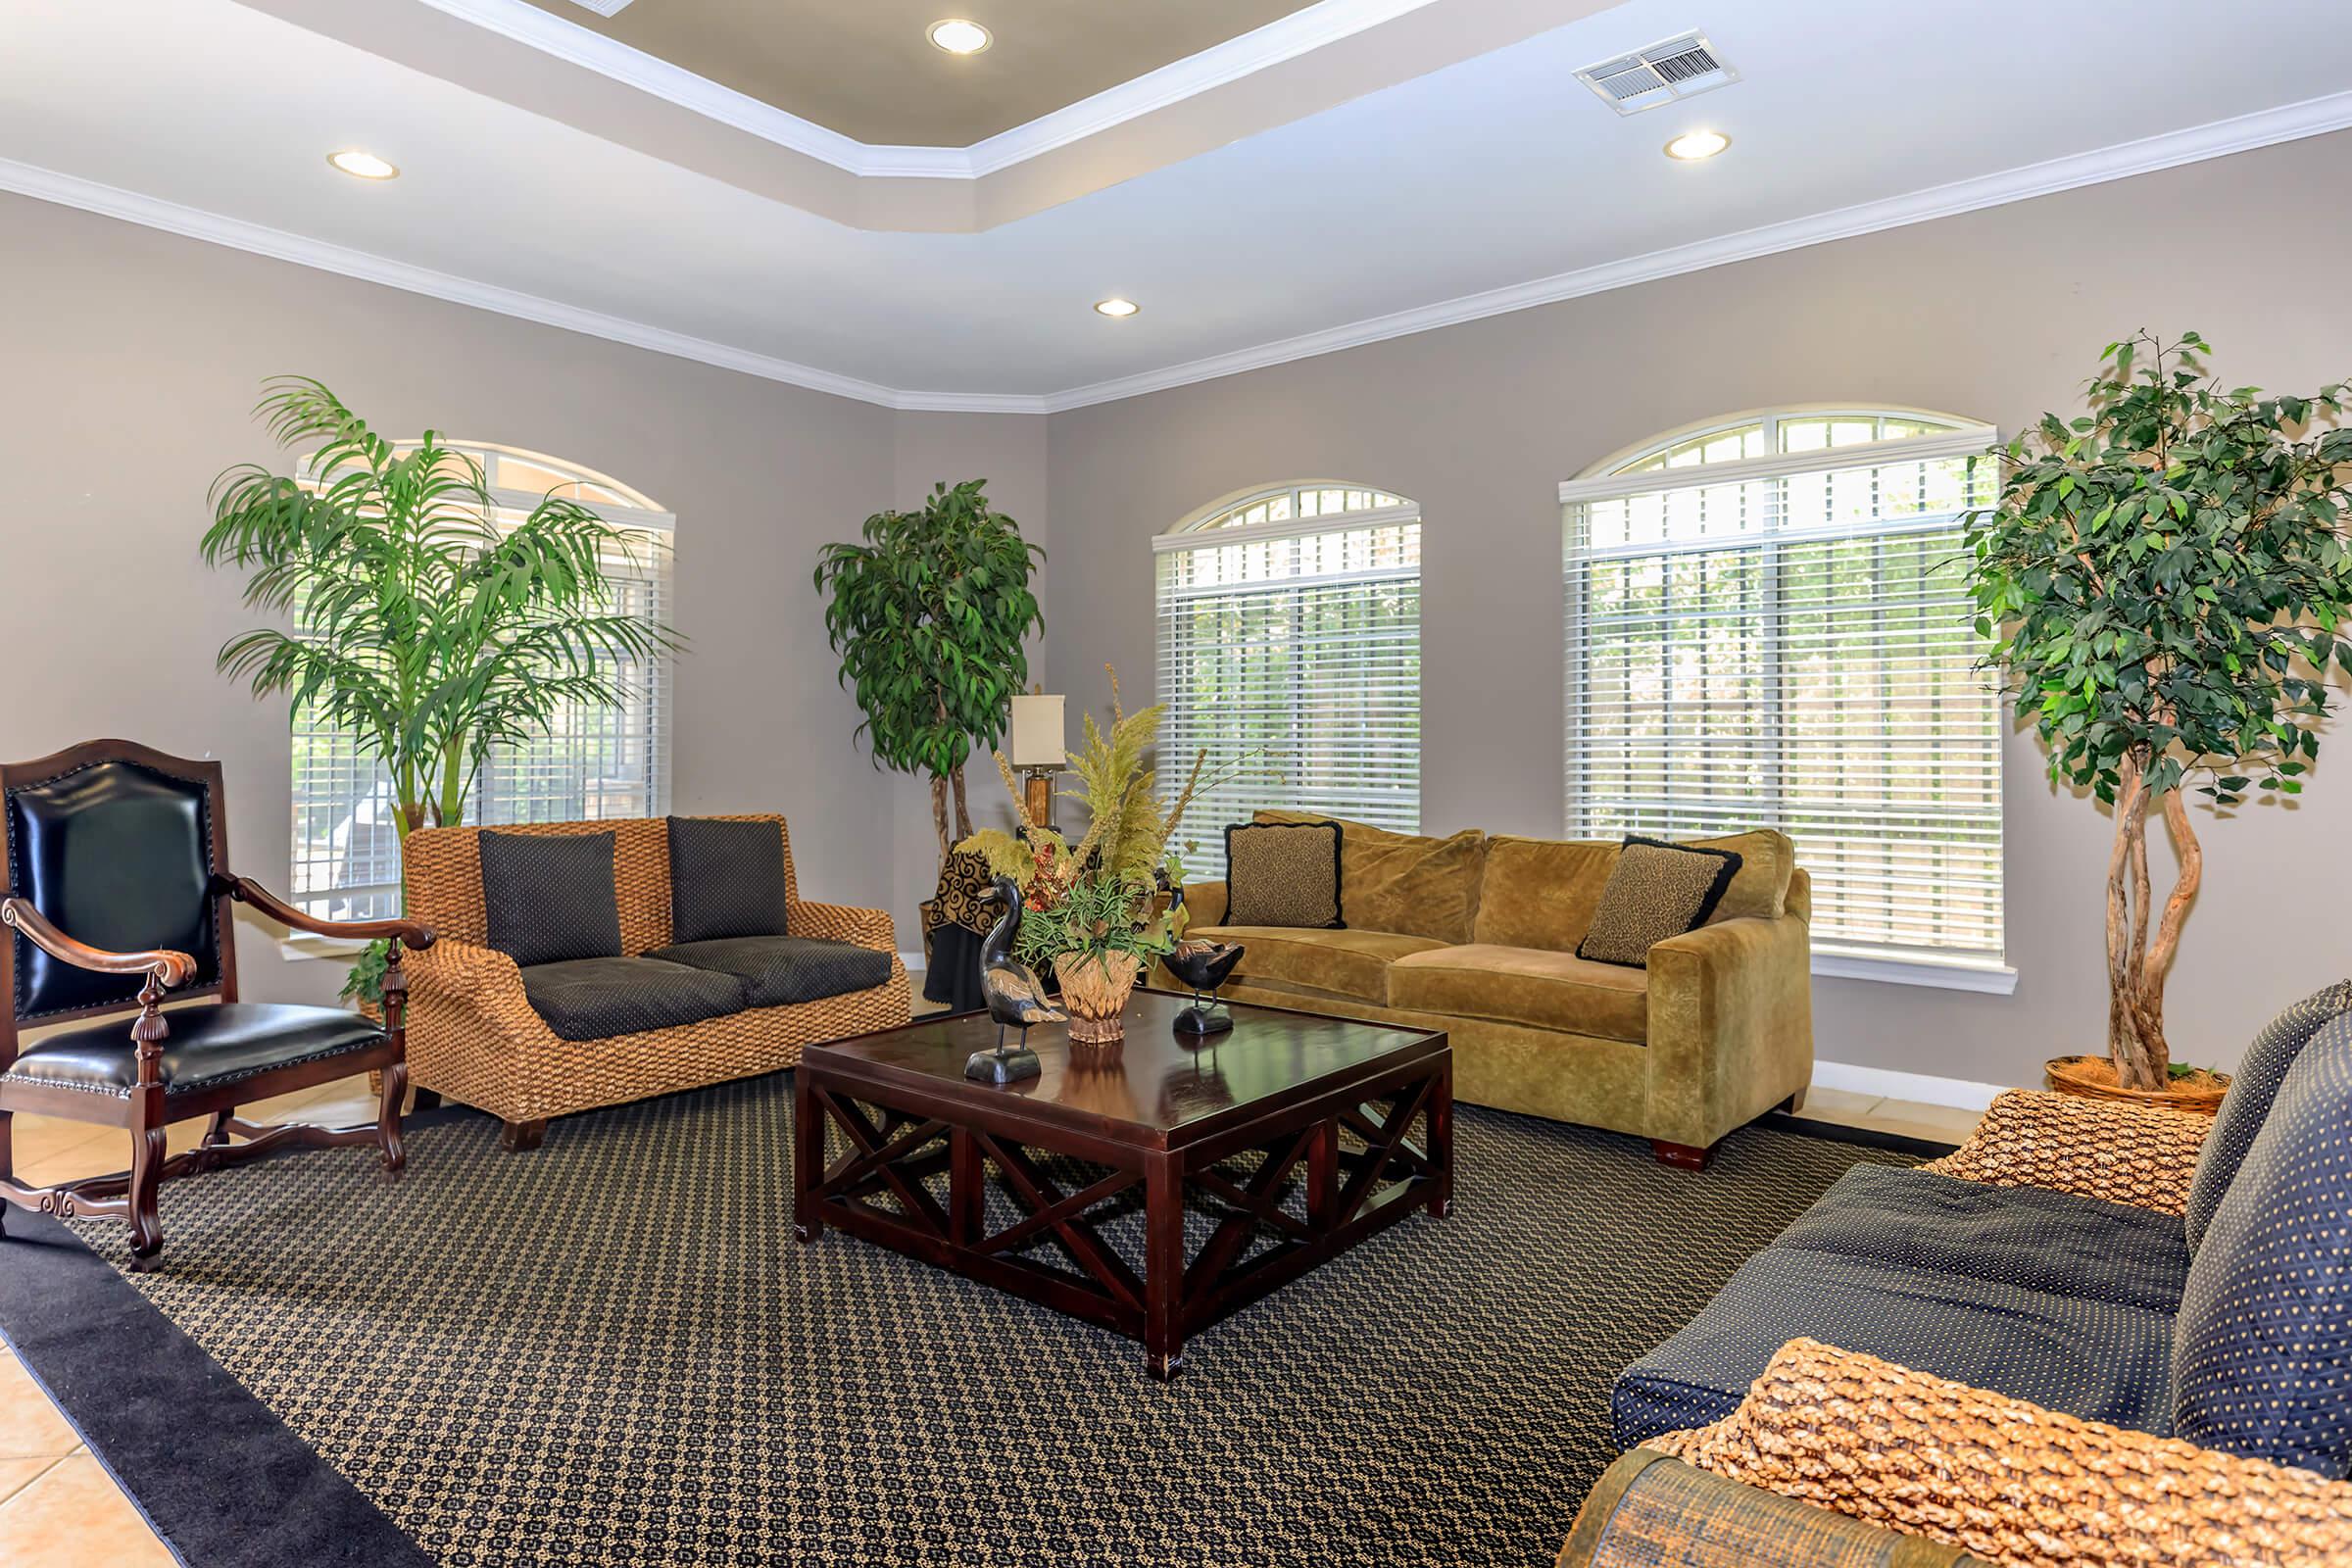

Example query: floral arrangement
[959,667,1204,980]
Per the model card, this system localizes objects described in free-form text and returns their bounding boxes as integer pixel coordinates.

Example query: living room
[4,1,2351,1563]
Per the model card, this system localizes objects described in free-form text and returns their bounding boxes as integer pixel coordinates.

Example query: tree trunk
[928,774,951,863]
[2102,754,2202,1092]
[949,764,973,842]
[2104,760,2157,1087]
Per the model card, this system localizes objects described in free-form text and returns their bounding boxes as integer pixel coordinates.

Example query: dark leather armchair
[0,739,433,1267]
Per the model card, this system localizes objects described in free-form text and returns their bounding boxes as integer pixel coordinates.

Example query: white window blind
[290,445,673,921]
[1561,412,2004,965]
[1154,484,1422,880]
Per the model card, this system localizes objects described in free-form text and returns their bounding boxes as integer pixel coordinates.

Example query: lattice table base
[795,1041,1451,1378]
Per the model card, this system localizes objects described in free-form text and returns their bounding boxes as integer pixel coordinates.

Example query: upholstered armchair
[0,740,433,1266]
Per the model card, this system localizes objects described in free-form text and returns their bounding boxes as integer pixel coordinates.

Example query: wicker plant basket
[1055,951,1142,1044]
[2045,1054,2230,1115]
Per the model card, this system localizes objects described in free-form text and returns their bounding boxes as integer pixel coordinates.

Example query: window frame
[1560,409,2016,994]
[282,442,675,959]
[1153,481,1425,880]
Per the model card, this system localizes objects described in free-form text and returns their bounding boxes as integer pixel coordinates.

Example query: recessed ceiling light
[1663,129,1731,162]
[928,19,992,54]
[327,149,400,180]
[1094,298,1141,318]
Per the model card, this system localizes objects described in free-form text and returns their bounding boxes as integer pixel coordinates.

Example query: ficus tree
[1965,331,2352,1090]
[814,479,1046,860]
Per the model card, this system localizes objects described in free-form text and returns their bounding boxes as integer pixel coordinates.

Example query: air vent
[563,0,638,16]
[1575,31,1740,116]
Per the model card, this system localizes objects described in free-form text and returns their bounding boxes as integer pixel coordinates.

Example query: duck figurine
[1162,886,1244,1036]
[967,876,1062,1083]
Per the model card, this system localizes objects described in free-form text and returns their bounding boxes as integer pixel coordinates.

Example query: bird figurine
[1163,886,1243,1036]
[968,875,1062,1083]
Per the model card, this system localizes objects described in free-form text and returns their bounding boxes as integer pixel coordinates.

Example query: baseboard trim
[1811,1060,2008,1112]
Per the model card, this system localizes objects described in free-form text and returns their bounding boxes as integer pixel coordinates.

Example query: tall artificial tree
[814,479,1047,860]
[1966,332,2352,1089]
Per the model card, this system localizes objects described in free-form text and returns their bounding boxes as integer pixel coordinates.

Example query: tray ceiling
[514,0,1323,145]
[7,0,2352,408]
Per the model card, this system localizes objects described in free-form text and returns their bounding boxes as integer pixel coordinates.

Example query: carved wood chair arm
[0,896,199,986]
[219,876,436,951]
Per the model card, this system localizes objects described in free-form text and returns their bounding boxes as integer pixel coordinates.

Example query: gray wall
[0,194,901,1005]
[11,128,2351,1090]
[1041,130,2352,1090]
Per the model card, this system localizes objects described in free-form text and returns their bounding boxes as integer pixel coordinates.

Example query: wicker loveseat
[1587,986,2352,1568]
[402,815,907,1149]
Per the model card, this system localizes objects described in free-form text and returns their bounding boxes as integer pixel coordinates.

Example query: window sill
[278,932,371,964]
[1811,949,2017,996]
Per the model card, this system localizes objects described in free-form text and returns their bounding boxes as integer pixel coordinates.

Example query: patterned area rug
[21,1075,1916,1567]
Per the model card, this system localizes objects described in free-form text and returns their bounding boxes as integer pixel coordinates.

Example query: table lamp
[1007,693,1065,831]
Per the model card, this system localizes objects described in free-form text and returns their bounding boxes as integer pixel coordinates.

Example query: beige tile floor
[0,1065,1983,1564]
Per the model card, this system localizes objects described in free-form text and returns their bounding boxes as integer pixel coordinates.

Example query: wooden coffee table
[794,989,1450,1378]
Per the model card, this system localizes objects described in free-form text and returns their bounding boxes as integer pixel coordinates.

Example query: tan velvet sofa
[1165,813,1812,1167]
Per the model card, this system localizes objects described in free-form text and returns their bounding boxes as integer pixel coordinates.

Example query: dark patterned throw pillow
[2172,1016,2352,1476]
[1575,837,1743,968]
[667,817,793,945]
[1223,820,1345,929]
[479,830,624,968]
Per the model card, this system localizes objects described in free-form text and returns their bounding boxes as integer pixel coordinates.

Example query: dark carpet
[2,1076,1918,1567]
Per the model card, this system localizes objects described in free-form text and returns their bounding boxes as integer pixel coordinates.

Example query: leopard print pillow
[1223,821,1345,929]
[1575,837,1742,967]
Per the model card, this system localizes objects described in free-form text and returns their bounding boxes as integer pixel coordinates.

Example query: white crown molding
[0,155,964,411]
[409,0,1443,178]
[890,390,1056,415]
[1038,86,2352,412]
[7,90,2350,418]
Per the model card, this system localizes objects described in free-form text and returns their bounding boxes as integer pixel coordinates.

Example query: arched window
[291,443,674,921]
[1560,409,2007,978]
[1155,483,1421,878]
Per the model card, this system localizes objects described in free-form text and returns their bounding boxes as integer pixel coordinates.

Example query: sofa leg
[1781,1087,1808,1115]
[1650,1139,1716,1172]
[500,1118,547,1152]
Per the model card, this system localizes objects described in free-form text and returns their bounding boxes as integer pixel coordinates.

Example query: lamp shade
[1007,694,1066,768]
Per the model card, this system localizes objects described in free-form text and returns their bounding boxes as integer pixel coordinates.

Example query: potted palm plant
[204,377,682,1004]
[960,669,1206,1044]
[1966,332,2352,1107]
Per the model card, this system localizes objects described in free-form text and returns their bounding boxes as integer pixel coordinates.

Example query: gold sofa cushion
[1468,829,1797,953]
[1470,836,1618,954]
[1187,925,1449,1005]
[1688,829,1795,922]
[1251,810,1488,943]
[1388,944,1650,1044]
